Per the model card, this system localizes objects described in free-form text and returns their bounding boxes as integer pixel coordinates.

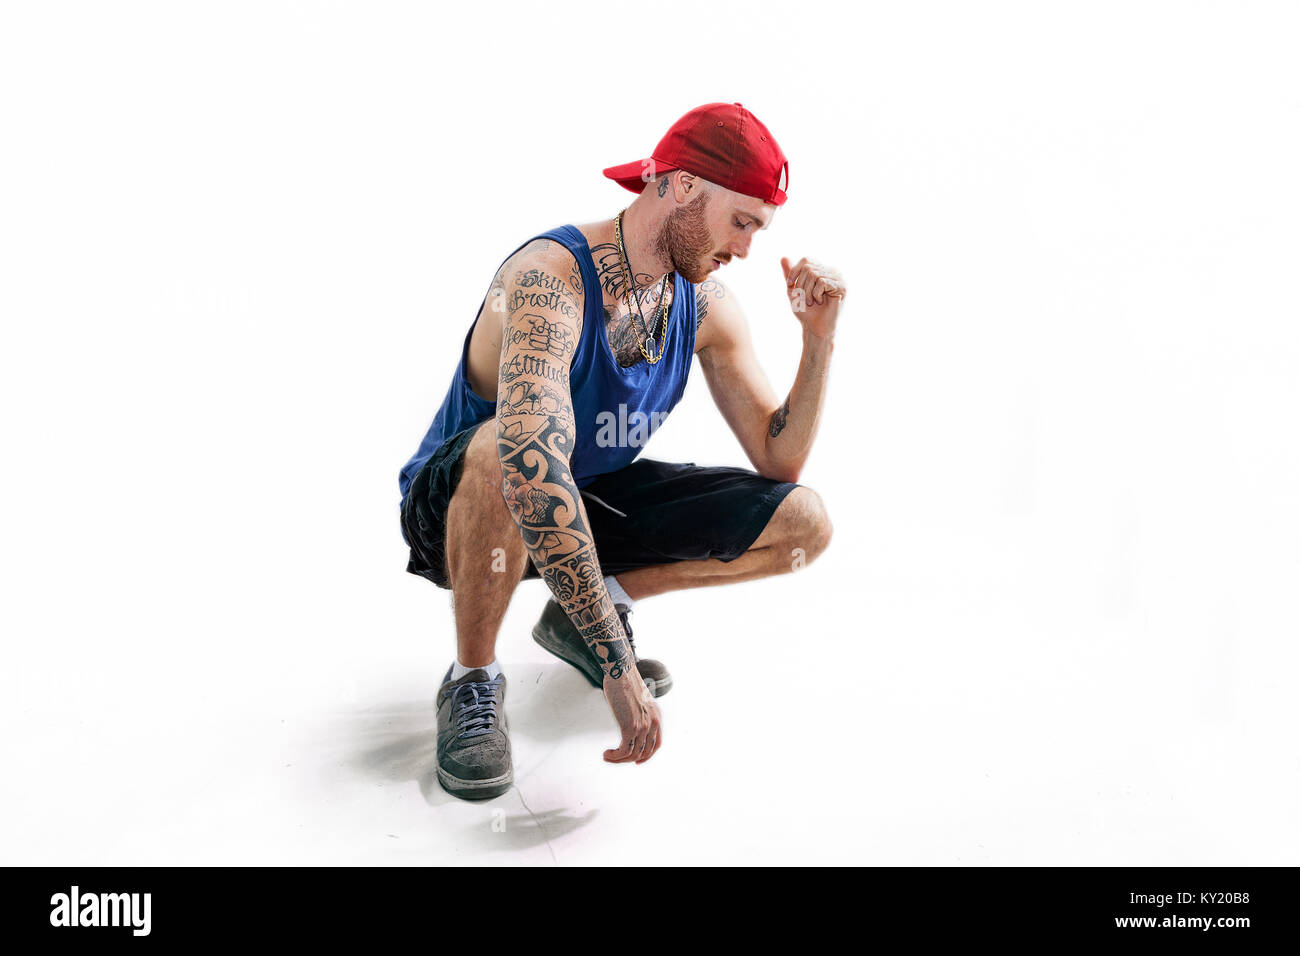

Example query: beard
[654,189,717,283]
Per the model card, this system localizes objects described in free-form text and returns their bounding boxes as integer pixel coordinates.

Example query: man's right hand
[602,669,663,764]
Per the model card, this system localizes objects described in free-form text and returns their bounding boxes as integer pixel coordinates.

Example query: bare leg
[443,421,529,667]
[614,486,833,601]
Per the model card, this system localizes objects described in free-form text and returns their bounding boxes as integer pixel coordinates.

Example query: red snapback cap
[603,102,789,206]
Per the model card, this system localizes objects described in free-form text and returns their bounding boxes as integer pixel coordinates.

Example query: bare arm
[695,257,846,483]
[494,243,662,764]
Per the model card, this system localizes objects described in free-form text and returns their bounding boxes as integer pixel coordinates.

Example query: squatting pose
[398,103,846,799]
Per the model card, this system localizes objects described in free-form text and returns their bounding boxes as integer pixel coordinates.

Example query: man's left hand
[781,256,846,341]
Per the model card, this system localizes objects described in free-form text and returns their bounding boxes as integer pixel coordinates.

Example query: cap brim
[602,159,678,195]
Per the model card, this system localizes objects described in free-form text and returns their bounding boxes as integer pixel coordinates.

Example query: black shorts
[400,422,800,589]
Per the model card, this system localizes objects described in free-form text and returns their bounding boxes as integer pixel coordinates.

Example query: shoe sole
[643,675,673,699]
[436,765,514,801]
[531,623,672,698]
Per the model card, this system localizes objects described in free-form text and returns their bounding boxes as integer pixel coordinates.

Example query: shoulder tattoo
[695,279,725,332]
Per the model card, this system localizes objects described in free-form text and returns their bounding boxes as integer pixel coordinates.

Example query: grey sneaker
[531,599,673,698]
[435,666,512,800]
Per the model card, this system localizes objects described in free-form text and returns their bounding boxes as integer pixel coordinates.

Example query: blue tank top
[398,224,698,498]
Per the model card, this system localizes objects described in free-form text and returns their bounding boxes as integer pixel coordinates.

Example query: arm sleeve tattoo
[495,255,635,681]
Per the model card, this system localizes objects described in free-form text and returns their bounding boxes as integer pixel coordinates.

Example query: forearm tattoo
[768,394,792,438]
[495,265,634,680]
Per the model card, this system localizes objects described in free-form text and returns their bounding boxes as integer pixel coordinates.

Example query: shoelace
[617,608,638,661]
[451,676,502,739]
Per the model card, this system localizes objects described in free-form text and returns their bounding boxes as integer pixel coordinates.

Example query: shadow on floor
[470,802,600,857]
[342,661,613,808]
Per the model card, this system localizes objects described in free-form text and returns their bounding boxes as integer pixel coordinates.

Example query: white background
[2,0,1297,865]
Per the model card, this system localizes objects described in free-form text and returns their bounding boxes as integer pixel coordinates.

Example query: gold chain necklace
[614,209,673,365]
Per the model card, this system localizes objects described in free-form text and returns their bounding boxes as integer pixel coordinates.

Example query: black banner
[5,866,1293,944]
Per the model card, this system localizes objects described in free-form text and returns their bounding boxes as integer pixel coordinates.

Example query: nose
[729,236,752,260]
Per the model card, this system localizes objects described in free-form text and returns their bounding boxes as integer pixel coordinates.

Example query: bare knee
[446,421,527,563]
[458,421,507,500]
[781,486,833,565]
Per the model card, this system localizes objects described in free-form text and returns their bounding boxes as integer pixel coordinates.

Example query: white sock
[451,658,502,680]
[604,575,634,611]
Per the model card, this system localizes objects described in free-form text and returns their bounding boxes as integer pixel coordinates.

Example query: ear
[674,171,700,203]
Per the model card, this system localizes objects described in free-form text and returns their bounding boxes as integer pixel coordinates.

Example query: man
[398,102,845,800]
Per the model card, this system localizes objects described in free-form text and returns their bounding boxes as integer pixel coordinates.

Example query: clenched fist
[781,256,846,340]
